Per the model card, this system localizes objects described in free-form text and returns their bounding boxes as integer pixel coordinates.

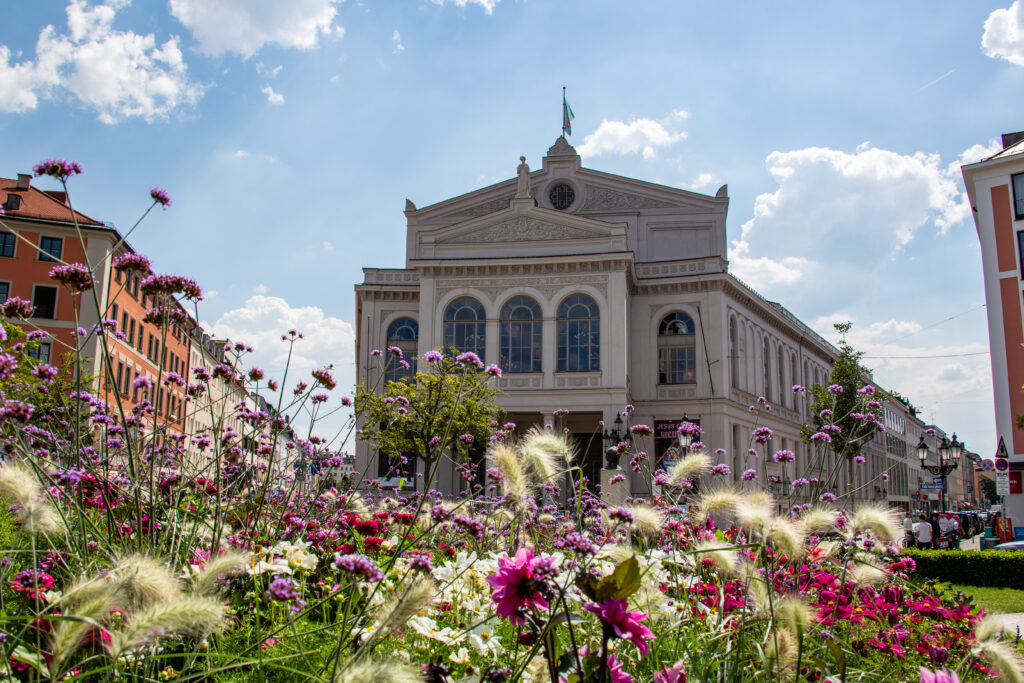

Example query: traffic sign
[996,458,1009,472]
[997,437,1009,459]
[982,460,995,472]
[998,471,1010,496]
[933,476,945,485]
[921,483,945,490]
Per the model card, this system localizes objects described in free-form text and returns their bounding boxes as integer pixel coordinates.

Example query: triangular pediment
[417,198,627,259]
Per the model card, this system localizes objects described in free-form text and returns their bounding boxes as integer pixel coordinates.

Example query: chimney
[1001,131,1024,149]
[15,173,30,190]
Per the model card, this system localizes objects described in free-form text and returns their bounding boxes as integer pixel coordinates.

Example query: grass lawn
[949,584,1024,614]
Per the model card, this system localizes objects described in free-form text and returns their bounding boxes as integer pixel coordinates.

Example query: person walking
[914,514,934,549]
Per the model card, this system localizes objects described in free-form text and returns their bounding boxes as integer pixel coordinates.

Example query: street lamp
[918,432,963,514]
[603,414,628,448]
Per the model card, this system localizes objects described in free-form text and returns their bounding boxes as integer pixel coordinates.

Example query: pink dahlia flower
[583,598,655,655]
[486,547,550,625]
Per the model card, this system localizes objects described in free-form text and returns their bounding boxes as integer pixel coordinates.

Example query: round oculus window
[548,182,575,210]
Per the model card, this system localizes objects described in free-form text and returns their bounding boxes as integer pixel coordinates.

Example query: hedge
[903,549,1024,588]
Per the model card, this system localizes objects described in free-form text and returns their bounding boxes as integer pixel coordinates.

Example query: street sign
[998,470,1010,496]
[996,458,1009,472]
[933,476,945,485]
[997,437,1009,459]
[921,483,945,490]
[982,460,995,472]
[912,492,921,501]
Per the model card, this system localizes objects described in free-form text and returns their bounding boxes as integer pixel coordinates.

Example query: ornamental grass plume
[735,491,774,530]
[973,639,1024,683]
[488,442,529,501]
[333,660,422,683]
[627,503,665,536]
[191,552,248,597]
[765,627,798,672]
[850,554,888,586]
[111,555,181,610]
[849,503,901,542]
[50,579,119,675]
[107,596,228,658]
[764,517,806,559]
[372,576,434,634]
[697,487,741,517]
[520,429,576,480]
[0,461,41,506]
[775,596,813,637]
[690,539,739,575]
[19,501,64,535]
[799,506,840,534]
[974,614,1010,643]
[667,450,712,485]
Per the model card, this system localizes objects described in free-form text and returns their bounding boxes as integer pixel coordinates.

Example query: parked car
[994,541,1024,551]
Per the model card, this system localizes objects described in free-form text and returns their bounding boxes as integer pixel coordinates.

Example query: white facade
[355,137,842,500]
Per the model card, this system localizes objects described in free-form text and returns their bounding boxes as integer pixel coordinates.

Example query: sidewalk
[990,613,1024,637]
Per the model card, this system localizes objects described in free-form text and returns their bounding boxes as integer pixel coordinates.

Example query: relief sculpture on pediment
[581,185,677,210]
[440,195,514,218]
[441,216,602,243]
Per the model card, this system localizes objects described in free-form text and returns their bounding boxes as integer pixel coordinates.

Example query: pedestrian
[902,512,915,548]
[930,512,942,549]
[914,514,933,549]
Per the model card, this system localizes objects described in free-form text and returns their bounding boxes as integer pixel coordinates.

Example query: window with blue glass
[28,342,51,364]
[0,282,8,302]
[39,236,62,262]
[0,232,14,258]
[500,296,542,373]
[557,294,599,372]
[385,318,418,383]
[658,312,696,384]
[443,297,486,357]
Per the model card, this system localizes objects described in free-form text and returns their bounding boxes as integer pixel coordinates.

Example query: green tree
[980,476,998,504]
[354,351,503,485]
[801,323,886,497]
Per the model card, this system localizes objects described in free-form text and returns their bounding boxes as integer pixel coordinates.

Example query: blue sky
[3,0,1024,458]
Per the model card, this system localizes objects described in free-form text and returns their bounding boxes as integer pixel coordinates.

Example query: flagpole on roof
[562,86,574,137]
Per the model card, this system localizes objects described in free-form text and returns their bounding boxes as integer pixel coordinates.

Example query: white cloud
[0,0,201,122]
[430,0,500,14]
[729,142,979,310]
[254,284,269,294]
[689,172,719,191]
[261,84,284,104]
[169,0,342,58]
[210,295,357,439]
[233,149,249,158]
[321,240,335,252]
[983,1,1024,67]
[392,29,404,54]
[256,62,283,78]
[578,111,687,160]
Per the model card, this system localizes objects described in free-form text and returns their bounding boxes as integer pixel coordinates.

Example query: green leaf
[10,646,49,678]
[609,555,642,600]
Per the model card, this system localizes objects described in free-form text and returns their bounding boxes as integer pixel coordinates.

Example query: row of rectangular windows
[0,232,62,261]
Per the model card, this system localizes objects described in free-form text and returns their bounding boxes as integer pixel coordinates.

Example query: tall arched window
[557,294,599,372]
[658,312,696,384]
[443,297,485,357]
[729,317,739,389]
[500,295,542,373]
[777,346,785,406]
[385,318,418,383]
[763,337,772,399]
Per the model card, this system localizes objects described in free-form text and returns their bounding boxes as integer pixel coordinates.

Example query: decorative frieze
[581,185,677,210]
[555,373,601,387]
[438,216,604,244]
[439,195,514,218]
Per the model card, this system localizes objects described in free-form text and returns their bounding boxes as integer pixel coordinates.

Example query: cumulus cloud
[169,0,342,58]
[728,142,985,310]
[689,172,719,191]
[321,240,335,252]
[0,0,201,122]
[578,110,688,160]
[211,295,357,439]
[261,84,284,104]
[983,1,1024,66]
[392,29,404,54]
[430,0,500,14]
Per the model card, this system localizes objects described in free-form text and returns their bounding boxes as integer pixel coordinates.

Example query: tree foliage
[354,351,503,470]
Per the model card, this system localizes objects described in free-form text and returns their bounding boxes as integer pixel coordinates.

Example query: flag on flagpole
[563,92,574,136]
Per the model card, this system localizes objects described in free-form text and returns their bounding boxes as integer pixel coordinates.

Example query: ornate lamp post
[917,433,964,514]
[602,414,631,469]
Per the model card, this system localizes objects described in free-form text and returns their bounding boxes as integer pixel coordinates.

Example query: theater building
[354,137,843,498]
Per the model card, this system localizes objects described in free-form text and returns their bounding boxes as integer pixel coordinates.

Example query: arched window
[729,317,739,389]
[385,318,417,383]
[500,296,542,373]
[443,297,485,357]
[557,294,599,372]
[658,312,696,385]
[763,337,772,399]
[777,346,785,406]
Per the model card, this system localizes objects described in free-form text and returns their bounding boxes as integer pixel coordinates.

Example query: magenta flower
[423,350,443,362]
[711,464,730,476]
[49,264,94,292]
[654,660,687,683]
[918,668,960,683]
[630,424,653,437]
[486,547,550,625]
[33,158,83,180]
[484,364,502,377]
[742,468,757,481]
[583,598,654,655]
[455,351,483,368]
[150,187,171,208]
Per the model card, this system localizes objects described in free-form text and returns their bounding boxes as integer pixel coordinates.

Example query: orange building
[963,132,1024,523]
[0,172,191,440]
